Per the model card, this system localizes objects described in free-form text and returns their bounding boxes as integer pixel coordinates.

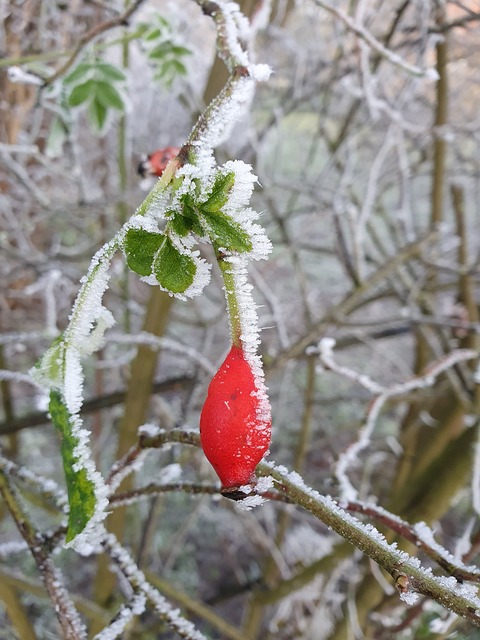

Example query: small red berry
[200,345,271,491]
[137,146,180,178]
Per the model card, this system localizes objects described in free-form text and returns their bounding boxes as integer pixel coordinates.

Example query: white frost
[399,589,420,606]
[236,494,267,510]
[225,255,271,436]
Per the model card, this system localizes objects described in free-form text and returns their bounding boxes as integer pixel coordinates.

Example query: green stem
[259,463,480,627]
[218,258,242,347]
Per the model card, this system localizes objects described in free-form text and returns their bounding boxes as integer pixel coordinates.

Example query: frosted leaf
[219,160,258,214]
[78,309,115,356]
[141,242,211,300]
[65,241,116,356]
[204,161,272,261]
[29,239,119,548]
[64,416,109,553]
[126,213,162,234]
[63,347,84,416]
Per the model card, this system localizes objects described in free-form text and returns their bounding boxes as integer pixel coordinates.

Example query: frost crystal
[105,533,207,640]
[93,595,146,640]
[399,589,420,606]
[256,475,274,493]
[138,423,163,439]
[226,255,271,436]
[236,494,267,510]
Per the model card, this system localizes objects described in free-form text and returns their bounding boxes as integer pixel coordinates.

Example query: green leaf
[170,59,188,76]
[170,215,190,237]
[180,195,204,236]
[67,79,96,107]
[49,391,96,542]
[64,63,94,85]
[144,27,162,41]
[148,42,172,60]
[124,228,164,276]
[88,97,108,131]
[95,81,124,111]
[152,236,196,294]
[202,210,253,253]
[202,172,235,213]
[95,62,126,82]
[33,334,65,387]
[171,45,191,57]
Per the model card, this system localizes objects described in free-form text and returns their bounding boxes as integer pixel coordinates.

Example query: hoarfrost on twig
[311,339,477,500]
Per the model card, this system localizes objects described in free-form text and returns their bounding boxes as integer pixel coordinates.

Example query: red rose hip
[200,345,271,491]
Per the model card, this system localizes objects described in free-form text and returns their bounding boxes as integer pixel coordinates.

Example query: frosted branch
[0,469,86,639]
[102,533,207,640]
[93,594,146,640]
[110,482,219,507]
[259,462,480,626]
[311,0,438,79]
[312,339,477,500]
[345,501,480,583]
[107,332,216,375]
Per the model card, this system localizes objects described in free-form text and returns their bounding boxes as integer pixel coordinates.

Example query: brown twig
[0,375,191,435]
[0,469,85,639]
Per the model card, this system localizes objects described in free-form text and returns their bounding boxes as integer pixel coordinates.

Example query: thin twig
[311,0,437,79]
[313,339,477,499]
[0,469,86,639]
[43,0,147,86]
